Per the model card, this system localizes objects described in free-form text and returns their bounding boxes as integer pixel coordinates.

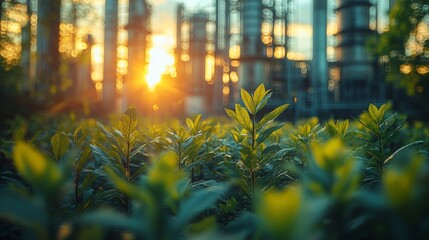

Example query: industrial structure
[329,0,385,116]
[172,0,396,119]
[126,0,151,110]
[8,0,401,118]
[103,0,119,111]
[88,0,397,118]
[187,12,209,114]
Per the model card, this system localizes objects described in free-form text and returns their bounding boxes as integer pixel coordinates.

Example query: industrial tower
[331,0,384,116]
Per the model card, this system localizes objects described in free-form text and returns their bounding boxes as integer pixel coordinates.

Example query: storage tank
[335,0,376,102]
[187,12,208,114]
[127,0,149,109]
[239,0,269,91]
[311,0,328,115]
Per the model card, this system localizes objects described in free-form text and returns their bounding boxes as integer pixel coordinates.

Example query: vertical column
[311,0,328,116]
[213,0,229,113]
[103,0,118,112]
[35,0,61,96]
[127,0,148,109]
[20,0,32,91]
[335,0,375,104]
[239,0,267,92]
[186,12,208,115]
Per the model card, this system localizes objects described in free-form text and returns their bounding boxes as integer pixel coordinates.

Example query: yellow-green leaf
[105,166,150,203]
[256,104,289,132]
[13,141,63,191]
[253,84,266,106]
[186,118,194,130]
[368,104,378,122]
[225,108,237,121]
[51,132,70,161]
[241,88,255,114]
[235,104,253,132]
[194,114,202,128]
[257,185,301,238]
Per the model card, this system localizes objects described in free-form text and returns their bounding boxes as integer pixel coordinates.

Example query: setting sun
[145,35,175,92]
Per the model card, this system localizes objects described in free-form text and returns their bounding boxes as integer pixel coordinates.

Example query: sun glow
[145,35,175,92]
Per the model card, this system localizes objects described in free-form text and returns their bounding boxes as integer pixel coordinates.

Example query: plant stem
[75,169,80,213]
[378,133,383,175]
[251,114,256,150]
[250,113,256,192]
[125,122,131,214]
[178,142,182,171]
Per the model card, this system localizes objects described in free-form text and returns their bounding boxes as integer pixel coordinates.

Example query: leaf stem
[250,113,256,192]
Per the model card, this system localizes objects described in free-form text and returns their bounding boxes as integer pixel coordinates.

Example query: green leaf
[173,183,230,233]
[81,173,97,195]
[256,123,284,148]
[13,141,63,193]
[90,144,126,174]
[253,84,266,107]
[368,103,385,123]
[368,104,377,120]
[0,189,48,239]
[50,132,70,161]
[194,114,202,129]
[225,108,237,122]
[105,166,153,206]
[78,210,144,235]
[120,107,138,137]
[220,197,238,213]
[383,140,424,164]
[235,104,253,132]
[186,117,194,130]
[97,122,122,150]
[130,164,147,182]
[378,103,388,121]
[182,135,204,163]
[231,129,241,143]
[340,119,349,134]
[186,114,203,134]
[241,88,255,114]
[76,146,92,172]
[326,120,349,137]
[256,92,272,113]
[298,124,312,136]
[256,104,289,132]
[130,143,148,159]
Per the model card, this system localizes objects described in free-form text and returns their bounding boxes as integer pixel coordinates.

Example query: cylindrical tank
[311,0,328,115]
[127,0,149,109]
[335,0,375,102]
[186,12,208,115]
[242,0,263,57]
[189,12,208,94]
[239,0,268,92]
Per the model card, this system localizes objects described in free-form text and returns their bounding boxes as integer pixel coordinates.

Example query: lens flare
[145,35,175,92]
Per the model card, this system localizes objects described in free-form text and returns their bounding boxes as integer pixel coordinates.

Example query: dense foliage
[373,0,429,114]
[1,84,428,240]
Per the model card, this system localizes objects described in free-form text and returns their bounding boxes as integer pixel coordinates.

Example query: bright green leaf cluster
[224,84,289,197]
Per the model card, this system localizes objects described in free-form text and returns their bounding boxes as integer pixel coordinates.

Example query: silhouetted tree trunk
[35,0,61,97]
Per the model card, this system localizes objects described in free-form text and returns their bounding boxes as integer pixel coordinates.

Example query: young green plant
[225,84,289,196]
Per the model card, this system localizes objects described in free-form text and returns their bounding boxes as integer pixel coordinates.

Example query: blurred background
[1,0,428,121]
